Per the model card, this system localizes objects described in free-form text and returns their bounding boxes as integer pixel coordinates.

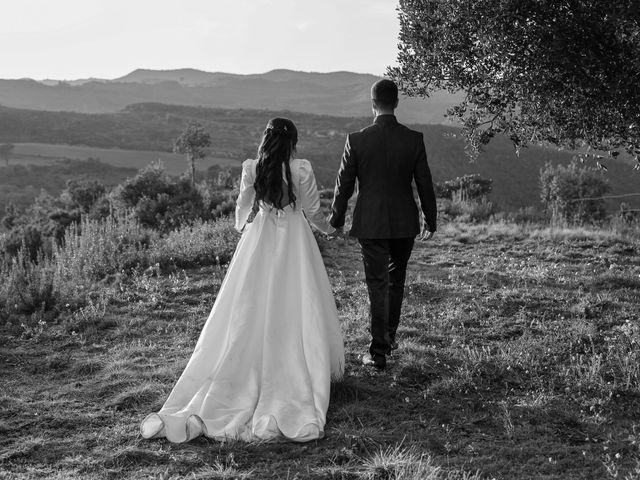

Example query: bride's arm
[298,160,336,235]
[235,160,256,232]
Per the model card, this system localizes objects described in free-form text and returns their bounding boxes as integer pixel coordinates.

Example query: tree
[539,160,610,224]
[0,143,14,166]
[389,0,640,163]
[173,122,212,186]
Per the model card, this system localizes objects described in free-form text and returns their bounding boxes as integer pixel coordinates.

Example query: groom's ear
[393,98,399,109]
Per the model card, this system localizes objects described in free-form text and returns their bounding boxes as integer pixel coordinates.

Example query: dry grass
[1,219,640,479]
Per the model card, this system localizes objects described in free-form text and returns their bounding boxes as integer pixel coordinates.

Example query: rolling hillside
[1,103,638,212]
[7,143,238,175]
[0,69,460,124]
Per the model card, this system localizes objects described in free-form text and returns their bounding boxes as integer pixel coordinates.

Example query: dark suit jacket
[329,114,437,238]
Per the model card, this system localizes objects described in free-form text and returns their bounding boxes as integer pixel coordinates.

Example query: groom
[329,79,437,370]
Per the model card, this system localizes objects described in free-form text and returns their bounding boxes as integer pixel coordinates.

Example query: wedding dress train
[140,158,344,443]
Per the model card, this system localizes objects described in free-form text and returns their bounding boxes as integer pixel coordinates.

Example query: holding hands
[419,223,435,241]
[327,226,434,242]
[327,226,344,239]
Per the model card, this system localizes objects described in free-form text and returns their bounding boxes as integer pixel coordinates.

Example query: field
[9,143,239,176]
[1,220,639,479]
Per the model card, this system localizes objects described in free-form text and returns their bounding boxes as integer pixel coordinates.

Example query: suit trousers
[358,237,415,357]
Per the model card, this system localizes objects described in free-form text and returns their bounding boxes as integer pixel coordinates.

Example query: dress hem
[140,412,326,444]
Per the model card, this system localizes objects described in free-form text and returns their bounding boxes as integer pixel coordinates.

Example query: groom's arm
[329,134,358,229]
[413,133,437,232]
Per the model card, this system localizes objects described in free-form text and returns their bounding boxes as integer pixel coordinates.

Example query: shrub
[197,182,237,220]
[435,174,492,200]
[53,213,154,289]
[0,213,240,328]
[3,225,44,260]
[1,214,151,322]
[540,160,611,224]
[111,161,174,210]
[440,190,495,223]
[149,217,239,269]
[2,190,74,252]
[111,162,234,231]
[47,208,82,244]
[211,198,236,220]
[1,202,19,230]
[1,248,57,315]
[87,196,113,220]
[506,206,547,224]
[62,179,106,213]
[1,182,92,258]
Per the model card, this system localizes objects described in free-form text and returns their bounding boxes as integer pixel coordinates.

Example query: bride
[140,117,345,443]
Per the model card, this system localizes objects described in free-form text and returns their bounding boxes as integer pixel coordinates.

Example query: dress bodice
[235,158,334,234]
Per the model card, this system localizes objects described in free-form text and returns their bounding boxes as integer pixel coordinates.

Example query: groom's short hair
[371,79,398,110]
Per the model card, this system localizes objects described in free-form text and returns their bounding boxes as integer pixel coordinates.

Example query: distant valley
[1,102,638,215]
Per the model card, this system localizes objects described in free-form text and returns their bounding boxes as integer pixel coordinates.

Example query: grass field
[1,221,639,479]
[9,143,240,176]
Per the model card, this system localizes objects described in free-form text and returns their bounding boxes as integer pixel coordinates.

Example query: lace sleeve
[298,160,335,235]
[235,159,256,232]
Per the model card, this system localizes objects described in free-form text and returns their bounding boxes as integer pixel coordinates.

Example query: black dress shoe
[361,354,386,370]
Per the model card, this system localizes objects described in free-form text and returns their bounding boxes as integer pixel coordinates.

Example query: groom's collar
[374,114,398,125]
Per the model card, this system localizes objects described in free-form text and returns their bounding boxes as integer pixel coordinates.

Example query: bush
[0,156,244,334]
[3,225,44,260]
[62,179,106,213]
[197,182,237,220]
[111,162,174,209]
[111,162,236,231]
[0,213,241,328]
[211,197,236,220]
[149,217,239,269]
[440,190,495,223]
[540,161,611,224]
[1,180,106,258]
[1,202,19,230]
[53,213,154,287]
[1,248,57,315]
[506,206,547,224]
[435,174,492,200]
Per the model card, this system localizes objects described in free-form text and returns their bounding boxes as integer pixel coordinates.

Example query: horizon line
[1,67,390,83]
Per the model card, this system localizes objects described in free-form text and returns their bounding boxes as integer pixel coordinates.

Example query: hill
[1,103,638,212]
[0,68,460,124]
[7,143,237,174]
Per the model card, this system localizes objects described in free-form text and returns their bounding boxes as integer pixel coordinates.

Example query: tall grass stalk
[149,216,238,269]
[54,213,152,283]
[1,247,56,315]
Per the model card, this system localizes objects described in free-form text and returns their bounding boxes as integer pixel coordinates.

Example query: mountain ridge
[0,68,460,124]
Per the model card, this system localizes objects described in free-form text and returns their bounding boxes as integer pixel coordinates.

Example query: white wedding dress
[140,158,344,443]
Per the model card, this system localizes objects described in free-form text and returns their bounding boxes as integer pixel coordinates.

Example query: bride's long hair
[254,117,297,210]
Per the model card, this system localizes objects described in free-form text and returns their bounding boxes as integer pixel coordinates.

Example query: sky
[0,0,401,80]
